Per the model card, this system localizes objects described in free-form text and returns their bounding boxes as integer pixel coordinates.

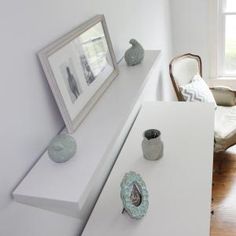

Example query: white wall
[170,0,210,79]
[0,0,173,235]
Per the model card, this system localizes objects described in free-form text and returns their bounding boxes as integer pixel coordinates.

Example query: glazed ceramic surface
[142,129,163,161]
[120,171,149,219]
[48,133,77,163]
[124,39,144,66]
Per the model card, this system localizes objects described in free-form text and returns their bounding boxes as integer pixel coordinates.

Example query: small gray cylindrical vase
[142,129,163,161]
[124,39,144,66]
[48,133,77,163]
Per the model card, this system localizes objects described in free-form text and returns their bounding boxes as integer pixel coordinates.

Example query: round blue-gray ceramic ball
[48,134,77,163]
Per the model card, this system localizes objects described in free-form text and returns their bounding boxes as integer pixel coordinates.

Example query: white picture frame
[38,15,119,133]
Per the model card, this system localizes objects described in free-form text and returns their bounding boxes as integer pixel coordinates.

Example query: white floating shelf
[13,50,161,220]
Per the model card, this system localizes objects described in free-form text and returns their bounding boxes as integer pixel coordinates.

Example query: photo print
[76,22,113,86]
[60,58,82,103]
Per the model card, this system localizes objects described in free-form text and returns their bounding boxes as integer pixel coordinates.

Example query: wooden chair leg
[218,152,226,174]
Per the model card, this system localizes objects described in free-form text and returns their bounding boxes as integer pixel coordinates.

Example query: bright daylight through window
[221,0,236,75]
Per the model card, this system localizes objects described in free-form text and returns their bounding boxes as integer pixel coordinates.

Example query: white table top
[82,102,214,236]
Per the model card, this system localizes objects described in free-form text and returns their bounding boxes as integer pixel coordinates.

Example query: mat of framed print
[38,15,119,133]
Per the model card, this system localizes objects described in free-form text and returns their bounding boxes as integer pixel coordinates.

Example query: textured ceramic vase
[48,133,77,163]
[124,39,144,66]
[142,129,163,161]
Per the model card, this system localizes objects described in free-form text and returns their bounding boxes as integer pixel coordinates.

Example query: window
[219,0,236,76]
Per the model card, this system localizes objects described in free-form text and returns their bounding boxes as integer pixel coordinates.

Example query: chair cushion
[171,57,200,87]
[214,105,236,152]
[180,74,217,108]
[210,86,236,106]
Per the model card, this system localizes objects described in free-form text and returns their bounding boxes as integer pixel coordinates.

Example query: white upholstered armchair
[169,53,236,153]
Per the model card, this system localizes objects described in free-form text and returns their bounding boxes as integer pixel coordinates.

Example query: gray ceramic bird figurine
[124,39,144,66]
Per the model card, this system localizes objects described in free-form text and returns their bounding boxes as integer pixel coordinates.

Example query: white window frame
[218,0,236,77]
[209,0,220,79]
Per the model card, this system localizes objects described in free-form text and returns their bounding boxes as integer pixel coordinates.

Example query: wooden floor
[211,146,236,236]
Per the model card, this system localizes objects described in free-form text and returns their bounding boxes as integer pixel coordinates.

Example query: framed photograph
[38,15,119,133]
[120,171,149,219]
